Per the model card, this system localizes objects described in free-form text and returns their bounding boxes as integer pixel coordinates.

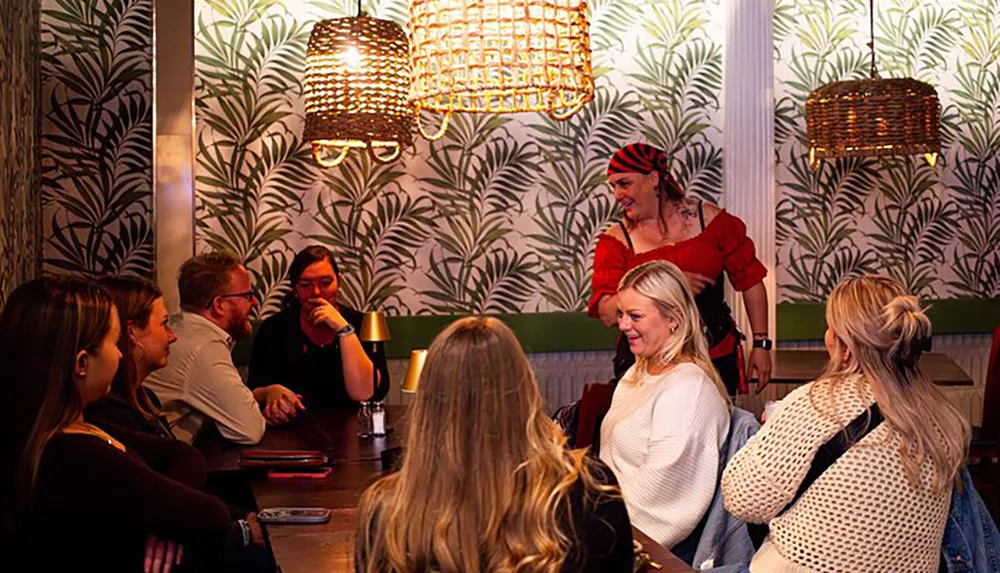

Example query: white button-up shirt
[144,312,266,444]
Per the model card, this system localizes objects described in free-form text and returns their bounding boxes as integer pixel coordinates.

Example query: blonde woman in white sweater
[599,260,731,550]
[722,276,970,572]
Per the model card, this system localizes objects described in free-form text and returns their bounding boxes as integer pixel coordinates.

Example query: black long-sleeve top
[86,387,176,440]
[19,431,243,572]
[248,304,388,407]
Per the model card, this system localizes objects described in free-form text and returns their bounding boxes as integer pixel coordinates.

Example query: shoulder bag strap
[778,403,885,516]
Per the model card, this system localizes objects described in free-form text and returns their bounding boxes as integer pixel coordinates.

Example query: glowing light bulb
[341,46,363,70]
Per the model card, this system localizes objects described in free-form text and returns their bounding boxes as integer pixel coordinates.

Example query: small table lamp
[359,310,391,399]
[402,349,427,393]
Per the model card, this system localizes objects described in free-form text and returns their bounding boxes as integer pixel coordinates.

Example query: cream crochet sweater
[599,362,730,548]
[722,378,951,573]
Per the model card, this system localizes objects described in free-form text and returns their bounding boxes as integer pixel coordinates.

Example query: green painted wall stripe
[775,298,1000,341]
[234,300,999,364]
[384,313,618,358]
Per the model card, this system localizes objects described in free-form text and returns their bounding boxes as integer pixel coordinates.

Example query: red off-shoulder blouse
[588,209,767,317]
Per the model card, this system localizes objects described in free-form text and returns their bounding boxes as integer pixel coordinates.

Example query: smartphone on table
[258,507,332,524]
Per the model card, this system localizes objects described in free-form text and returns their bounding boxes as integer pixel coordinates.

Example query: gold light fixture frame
[408,0,595,140]
[805,0,940,169]
[304,6,413,167]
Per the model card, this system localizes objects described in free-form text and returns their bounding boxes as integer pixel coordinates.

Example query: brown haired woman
[249,245,385,417]
[722,276,970,572]
[590,143,771,396]
[0,278,264,573]
[355,317,634,573]
[86,277,178,439]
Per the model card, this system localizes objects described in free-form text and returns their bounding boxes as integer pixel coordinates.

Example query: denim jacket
[941,467,1000,573]
[689,407,760,570]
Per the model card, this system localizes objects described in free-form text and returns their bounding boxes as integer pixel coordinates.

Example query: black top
[560,459,635,572]
[248,304,388,408]
[16,431,242,572]
[357,458,633,572]
[85,387,175,440]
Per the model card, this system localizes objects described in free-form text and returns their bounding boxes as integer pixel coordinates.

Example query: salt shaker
[371,402,386,437]
[357,401,372,438]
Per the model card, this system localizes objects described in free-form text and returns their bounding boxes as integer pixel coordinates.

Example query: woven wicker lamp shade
[805,0,940,170]
[408,0,595,140]
[806,78,940,169]
[304,15,412,167]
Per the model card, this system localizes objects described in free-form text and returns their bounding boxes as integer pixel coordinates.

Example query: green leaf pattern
[40,0,154,278]
[194,0,724,317]
[776,0,1000,301]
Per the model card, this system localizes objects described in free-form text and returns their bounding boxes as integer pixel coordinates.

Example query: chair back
[981,325,1000,441]
[574,382,615,451]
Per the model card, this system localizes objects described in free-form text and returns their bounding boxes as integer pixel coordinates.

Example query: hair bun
[883,294,931,368]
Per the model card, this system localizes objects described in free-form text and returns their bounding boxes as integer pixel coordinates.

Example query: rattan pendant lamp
[806,0,940,170]
[304,1,412,167]
[408,0,595,140]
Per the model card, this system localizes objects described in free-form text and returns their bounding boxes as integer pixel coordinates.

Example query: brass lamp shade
[408,0,595,140]
[402,349,427,393]
[359,310,391,342]
[806,77,940,169]
[304,15,413,167]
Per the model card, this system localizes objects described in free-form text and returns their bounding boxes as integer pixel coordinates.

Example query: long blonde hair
[356,317,616,573]
[818,276,969,491]
[618,260,730,403]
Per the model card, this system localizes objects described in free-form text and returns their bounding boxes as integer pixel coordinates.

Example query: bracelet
[237,519,250,547]
[336,323,355,339]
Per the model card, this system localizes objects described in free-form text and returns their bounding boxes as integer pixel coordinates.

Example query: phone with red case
[267,467,332,480]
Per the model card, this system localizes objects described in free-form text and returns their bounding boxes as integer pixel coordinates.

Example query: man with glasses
[145,251,300,444]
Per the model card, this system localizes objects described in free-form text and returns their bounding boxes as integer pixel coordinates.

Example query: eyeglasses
[206,290,256,309]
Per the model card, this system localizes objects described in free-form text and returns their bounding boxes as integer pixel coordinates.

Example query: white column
[723,0,776,349]
[153,0,195,313]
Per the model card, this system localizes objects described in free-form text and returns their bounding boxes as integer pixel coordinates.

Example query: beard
[229,313,254,339]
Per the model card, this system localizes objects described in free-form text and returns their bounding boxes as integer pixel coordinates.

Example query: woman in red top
[590,143,772,396]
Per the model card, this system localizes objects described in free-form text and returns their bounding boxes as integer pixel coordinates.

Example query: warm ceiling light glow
[408,0,595,140]
[304,15,412,168]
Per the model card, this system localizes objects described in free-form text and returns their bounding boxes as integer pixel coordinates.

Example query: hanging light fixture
[408,0,595,140]
[806,0,940,170]
[304,4,412,167]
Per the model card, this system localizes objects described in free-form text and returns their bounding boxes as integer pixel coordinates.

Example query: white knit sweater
[599,362,730,548]
[722,378,952,573]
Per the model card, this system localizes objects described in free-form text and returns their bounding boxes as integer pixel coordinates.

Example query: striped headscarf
[607,143,669,175]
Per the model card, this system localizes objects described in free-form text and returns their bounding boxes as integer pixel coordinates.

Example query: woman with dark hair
[248,245,384,416]
[86,276,177,439]
[0,277,264,573]
[590,143,772,397]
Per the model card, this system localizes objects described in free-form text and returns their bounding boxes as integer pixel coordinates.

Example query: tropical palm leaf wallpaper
[194,0,725,318]
[775,0,1000,302]
[39,0,154,278]
[0,0,41,307]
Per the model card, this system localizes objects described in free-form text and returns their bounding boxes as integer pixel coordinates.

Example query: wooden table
[198,407,691,572]
[756,349,973,386]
